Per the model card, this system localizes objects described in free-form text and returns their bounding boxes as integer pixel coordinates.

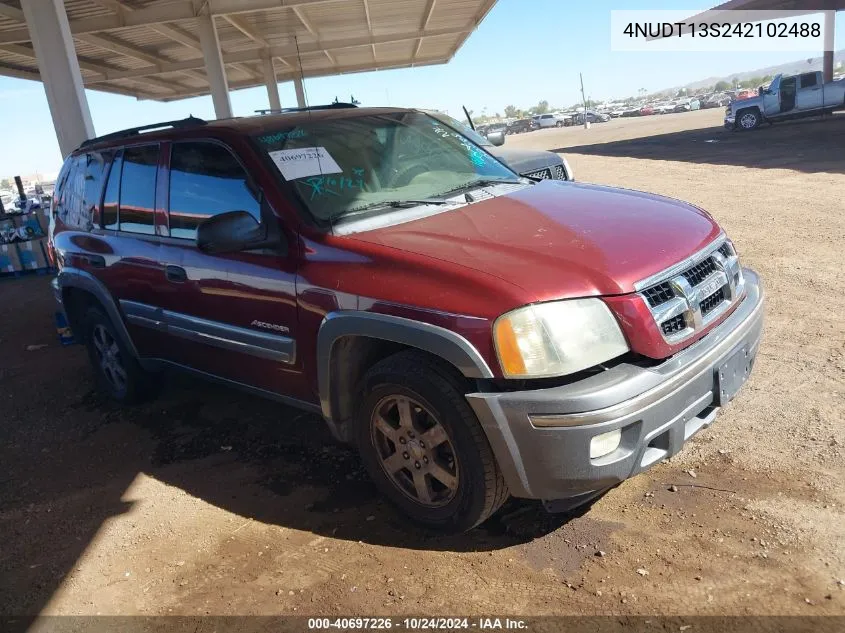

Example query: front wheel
[737,109,761,130]
[355,351,509,532]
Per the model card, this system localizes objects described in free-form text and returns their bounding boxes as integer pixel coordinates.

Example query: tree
[714,80,731,92]
[534,100,550,114]
[504,105,519,118]
[0,178,9,190]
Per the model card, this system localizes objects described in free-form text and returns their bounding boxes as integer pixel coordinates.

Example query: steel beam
[20,0,94,156]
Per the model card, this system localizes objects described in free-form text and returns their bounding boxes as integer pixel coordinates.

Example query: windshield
[254,112,516,224]
[425,112,492,147]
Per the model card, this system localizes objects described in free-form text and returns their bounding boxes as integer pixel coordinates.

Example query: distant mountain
[680,50,845,91]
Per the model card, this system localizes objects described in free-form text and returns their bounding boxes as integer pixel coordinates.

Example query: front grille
[637,238,744,343]
[682,257,718,286]
[699,287,725,316]
[642,281,675,307]
[524,168,552,180]
[661,315,686,335]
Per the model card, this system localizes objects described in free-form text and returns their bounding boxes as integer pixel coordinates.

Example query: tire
[555,121,563,128]
[82,305,155,403]
[355,350,509,532]
[737,108,761,130]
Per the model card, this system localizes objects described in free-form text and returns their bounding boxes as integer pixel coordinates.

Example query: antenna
[293,34,331,231]
[293,34,310,110]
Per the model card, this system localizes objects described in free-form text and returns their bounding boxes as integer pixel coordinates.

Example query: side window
[101,150,122,230]
[168,142,260,240]
[800,73,818,89]
[119,145,159,235]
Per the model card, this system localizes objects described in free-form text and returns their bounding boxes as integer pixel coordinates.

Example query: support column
[294,77,306,108]
[262,54,281,111]
[22,0,95,157]
[196,12,232,119]
[822,11,835,84]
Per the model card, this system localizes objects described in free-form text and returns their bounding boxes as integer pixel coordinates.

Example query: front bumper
[724,114,736,129]
[466,268,764,501]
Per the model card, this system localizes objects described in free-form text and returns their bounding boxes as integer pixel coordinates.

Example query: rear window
[800,73,818,89]
[55,156,84,228]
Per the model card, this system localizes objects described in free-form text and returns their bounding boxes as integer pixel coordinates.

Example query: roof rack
[78,116,207,149]
[254,102,359,115]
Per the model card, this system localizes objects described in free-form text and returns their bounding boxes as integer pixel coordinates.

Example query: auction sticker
[269,147,342,180]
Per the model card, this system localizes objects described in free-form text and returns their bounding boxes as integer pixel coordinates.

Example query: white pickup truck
[724,71,845,130]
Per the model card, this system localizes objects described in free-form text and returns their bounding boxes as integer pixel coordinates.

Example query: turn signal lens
[493,317,527,377]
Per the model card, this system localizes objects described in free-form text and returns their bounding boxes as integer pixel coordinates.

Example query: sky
[1,0,843,179]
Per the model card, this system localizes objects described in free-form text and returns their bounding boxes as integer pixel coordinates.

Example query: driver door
[142,139,307,400]
[778,76,797,113]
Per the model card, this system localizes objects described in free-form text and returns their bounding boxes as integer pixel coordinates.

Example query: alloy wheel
[370,395,459,507]
[740,113,757,129]
[92,324,127,393]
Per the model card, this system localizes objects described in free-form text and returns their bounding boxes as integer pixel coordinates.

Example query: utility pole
[580,72,589,129]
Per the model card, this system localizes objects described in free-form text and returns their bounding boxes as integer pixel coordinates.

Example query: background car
[533,113,569,128]
[639,104,655,116]
[506,118,537,134]
[573,110,610,124]
[477,121,507,136]
[654,101,676,114]
[702,93,731,108]
[674,98,701,112]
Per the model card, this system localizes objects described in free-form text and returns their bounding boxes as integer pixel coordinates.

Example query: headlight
[560,156,574,181]
[493,298,629,379]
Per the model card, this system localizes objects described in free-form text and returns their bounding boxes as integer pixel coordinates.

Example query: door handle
[165,265,187,283]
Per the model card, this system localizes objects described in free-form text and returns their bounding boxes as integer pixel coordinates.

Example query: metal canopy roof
[663,0,844,25]
[0,0,497,102]
[682,0,844,12]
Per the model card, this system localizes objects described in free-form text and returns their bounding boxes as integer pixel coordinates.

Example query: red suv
[49,107,764,531]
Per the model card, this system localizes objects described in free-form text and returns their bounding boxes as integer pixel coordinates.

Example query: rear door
[795,72,823,111]
[96,143,172,356]
[144,139,306,400]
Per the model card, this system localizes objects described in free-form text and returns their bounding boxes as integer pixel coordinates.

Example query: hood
[488,147,561,175]
[730,95,760,109]
[346,181,721,301]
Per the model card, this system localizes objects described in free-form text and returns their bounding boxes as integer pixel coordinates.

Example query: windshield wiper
[435,178,524,198]
[333,198,456,221]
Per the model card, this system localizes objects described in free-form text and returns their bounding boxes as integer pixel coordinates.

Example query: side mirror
[197,210,267,254]
[486,130,506,146]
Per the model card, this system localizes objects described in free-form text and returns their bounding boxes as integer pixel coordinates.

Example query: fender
[317,311,494,423]
[56,267,140,360]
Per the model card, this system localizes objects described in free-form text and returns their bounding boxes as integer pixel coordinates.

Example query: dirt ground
[1,108,843,620]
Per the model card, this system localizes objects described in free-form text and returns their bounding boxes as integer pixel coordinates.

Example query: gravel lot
[1,108,843,619]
